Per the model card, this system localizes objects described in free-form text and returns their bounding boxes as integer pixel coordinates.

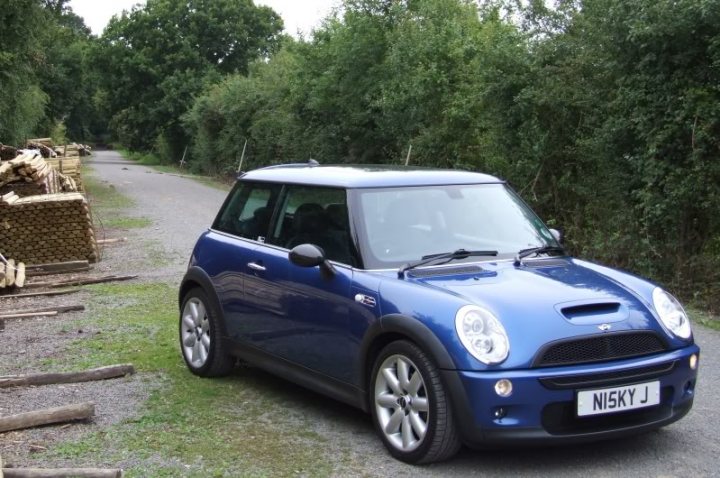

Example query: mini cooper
[179,163,699,464]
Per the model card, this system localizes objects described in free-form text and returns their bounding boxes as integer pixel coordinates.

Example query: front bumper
[443,345,699,447]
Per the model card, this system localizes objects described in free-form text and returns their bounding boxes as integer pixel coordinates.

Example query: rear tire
[179,287,234,377]
[369,340,461,464]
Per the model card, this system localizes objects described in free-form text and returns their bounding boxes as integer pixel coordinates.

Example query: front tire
[179,287,233,377]
[370,340,461,464]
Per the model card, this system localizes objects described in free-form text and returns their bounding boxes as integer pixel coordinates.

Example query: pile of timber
[0,152,78,197]
[0,258,26,289]
[0,192,98,264]
[54,143,92,158]
[46,157,83,191]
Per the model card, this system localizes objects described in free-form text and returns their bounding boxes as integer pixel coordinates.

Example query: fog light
[689,354,698,370]
[494,379,513,397]
[494,407,507,419]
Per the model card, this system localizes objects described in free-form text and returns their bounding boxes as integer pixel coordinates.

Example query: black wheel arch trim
[359,314,457,391]
[179,267,227,336]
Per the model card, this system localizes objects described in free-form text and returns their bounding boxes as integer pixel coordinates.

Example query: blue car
[179,163,699,464]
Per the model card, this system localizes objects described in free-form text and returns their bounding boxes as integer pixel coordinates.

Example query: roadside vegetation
[2,0,718,313]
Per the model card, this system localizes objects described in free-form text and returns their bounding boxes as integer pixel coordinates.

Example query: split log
[0,402,94,433]
[14,263,25,288]
[0,289,78,299]
[5,260,14,287]
[0,364,134,389]
[2,468,122,478]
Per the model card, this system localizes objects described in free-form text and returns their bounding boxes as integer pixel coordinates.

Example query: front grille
[533,331,668,367]
[542,387,677,435]
[539,361,677,390]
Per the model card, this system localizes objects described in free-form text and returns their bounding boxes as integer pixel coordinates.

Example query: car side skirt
[227,340,368,412]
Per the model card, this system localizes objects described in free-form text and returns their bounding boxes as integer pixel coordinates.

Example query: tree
[94,0,283,160]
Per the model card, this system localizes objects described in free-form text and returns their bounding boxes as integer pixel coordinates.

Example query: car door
[209,181,283,342]
[243,185,357,382]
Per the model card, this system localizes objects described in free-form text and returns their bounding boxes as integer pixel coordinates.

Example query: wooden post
[0,364,134,389]
[236,139,248,173]
[405,144,413,166]
[0,403,95,433]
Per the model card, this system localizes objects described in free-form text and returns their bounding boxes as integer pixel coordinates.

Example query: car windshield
[352,183,559,269]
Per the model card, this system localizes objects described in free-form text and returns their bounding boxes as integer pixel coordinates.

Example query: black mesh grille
[539,361,677,390]
[534,332,668,367]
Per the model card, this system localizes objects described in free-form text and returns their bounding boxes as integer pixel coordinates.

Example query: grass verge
[689,308,720,331]
[45,282,338,477]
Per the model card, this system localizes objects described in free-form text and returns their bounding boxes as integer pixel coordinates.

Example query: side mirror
[549,228,563,244]
[289,244,336,277]
[289,243,325,267]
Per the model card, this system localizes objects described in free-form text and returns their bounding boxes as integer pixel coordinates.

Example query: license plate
[577,381,660,417]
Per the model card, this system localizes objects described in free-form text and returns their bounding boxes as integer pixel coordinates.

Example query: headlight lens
[455,305,509,364]
[652,287,692,339]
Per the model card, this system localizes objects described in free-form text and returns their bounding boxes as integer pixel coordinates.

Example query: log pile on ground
[0,153,78,197]
[0,258,26,289]
[0,192,98,264]
[54,143,92,158]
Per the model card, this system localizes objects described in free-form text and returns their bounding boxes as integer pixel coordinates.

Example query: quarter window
[213,182,281,241]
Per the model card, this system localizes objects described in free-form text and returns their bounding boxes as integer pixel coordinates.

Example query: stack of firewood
[0,152,78,196]
[0,191,98,264]
[0,257,26,289]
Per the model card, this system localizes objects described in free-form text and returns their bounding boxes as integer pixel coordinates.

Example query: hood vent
[524,258,569,268]
[407,265,486,278]
[561,302,621,320]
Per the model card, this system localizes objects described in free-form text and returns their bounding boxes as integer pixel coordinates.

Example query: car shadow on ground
[222,364,670,475]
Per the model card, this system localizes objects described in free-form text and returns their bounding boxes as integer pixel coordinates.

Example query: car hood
[398,258,672,369]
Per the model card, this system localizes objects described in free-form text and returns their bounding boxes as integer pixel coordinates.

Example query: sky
[68,0,338,37]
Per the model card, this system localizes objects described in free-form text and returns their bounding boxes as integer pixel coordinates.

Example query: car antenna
[236,139,248,173]
[404,144,412,166]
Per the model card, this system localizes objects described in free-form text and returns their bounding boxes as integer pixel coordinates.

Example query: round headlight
[652,287,692,340]
[455,305,509,364]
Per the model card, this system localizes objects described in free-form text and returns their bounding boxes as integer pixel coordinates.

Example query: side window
[267,186,355,265]
[213,182,281,241]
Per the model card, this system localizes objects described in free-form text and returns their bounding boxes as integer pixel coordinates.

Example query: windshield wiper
[514,245,566,265]
[398,249,498,278]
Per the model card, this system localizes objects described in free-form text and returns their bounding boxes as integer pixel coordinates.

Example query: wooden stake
[2,468,122,478]
[0,364,135,389]
[0,402,95,433]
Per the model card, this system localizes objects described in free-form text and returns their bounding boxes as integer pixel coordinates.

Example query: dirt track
[2,149,719,476]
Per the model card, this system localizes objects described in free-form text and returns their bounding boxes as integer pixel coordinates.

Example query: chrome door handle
[247,262,266,272]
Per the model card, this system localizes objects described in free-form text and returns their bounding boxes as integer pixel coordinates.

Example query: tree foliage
[183,0,720,308]
[93,0,284,159]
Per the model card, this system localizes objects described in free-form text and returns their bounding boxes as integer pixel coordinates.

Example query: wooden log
[0,289,78,299]
[0,364,135,389]
[0,305,84,319]
[25,261,90,277]
[2,468,122,478]
[0,402,94,433]
[27,275,137,289]
[95,238,127,245]
[0,311,58,320]
[14,263,24,288]
[5,260,14,287]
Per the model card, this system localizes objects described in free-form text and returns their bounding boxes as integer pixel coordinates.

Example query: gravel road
[7,149,717,476]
